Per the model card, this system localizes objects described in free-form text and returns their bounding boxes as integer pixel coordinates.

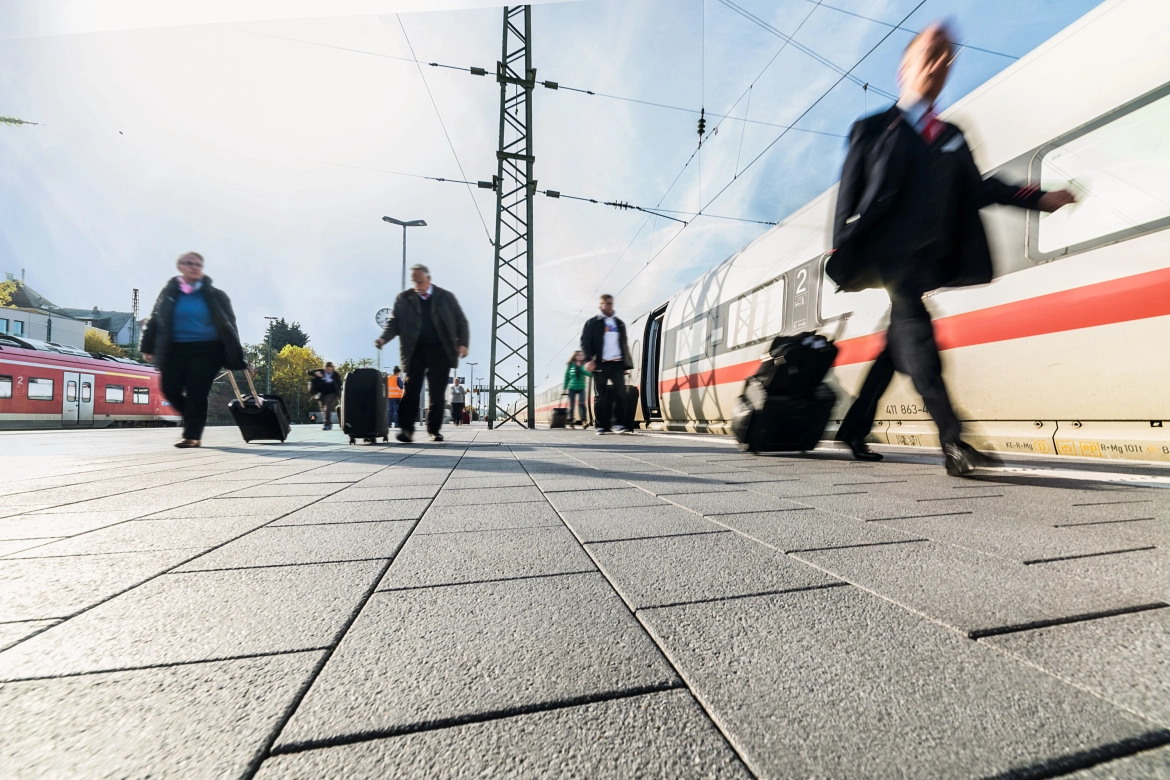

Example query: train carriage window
[106,384,125,404]
[727,278,785,350]
[66,381,77,402]
[28,377,54,400]
[133,387,150,405]
[0,376,11,399]
[820,264,890,322]
[81,382,92,403]
[674,316,711,365]
[1029,87,1170,261]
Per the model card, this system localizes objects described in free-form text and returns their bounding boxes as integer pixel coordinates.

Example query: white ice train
[535,0,1170,463]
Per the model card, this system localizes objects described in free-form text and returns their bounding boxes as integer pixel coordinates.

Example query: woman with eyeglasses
[140,252,247,448]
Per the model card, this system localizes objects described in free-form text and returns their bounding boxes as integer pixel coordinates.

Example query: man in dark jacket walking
[581,294,633,435]
[309,362,343,430]
[375,264,469,443]
[828,23,1075,475]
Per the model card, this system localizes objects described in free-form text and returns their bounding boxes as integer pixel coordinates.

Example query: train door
[641,305,667,421]
[79,374,95,425]
[62,372,80,426]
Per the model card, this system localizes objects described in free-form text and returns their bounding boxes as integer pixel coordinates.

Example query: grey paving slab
[0,538,60,556]
[143,496,319,520]
[442,474,535,490]
[545,488,667,512]
[788,490,970,520]
[1067,745,1170,779]
[559,504,722,543]
[412,502,563,535]
[0,550,191,623]
[176,521,413,571]
[333,470,449,487]
[1031,548,1170,604]
[221,483,343,498]
[381,526,593,589]
[0,512,135,540]
[270,499,431,525]
[622,475,746,496]
[1062,517,1170,549]
[985,608,1170,727]
[321,484,442,502]
[1,651,322,780]
[793,542,1161,637]
[430,485,546,507]
[258,690,748,779]
[275,573,678,748]
[531,475,633,492]
[589,531,838,610]
[0,619,59,651]
[640,587,1160,779]
[3,516,272,558]
[0,560,384,679]
[666,490,809,516]
[716,508,924,553]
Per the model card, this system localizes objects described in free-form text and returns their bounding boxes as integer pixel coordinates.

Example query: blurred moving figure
[449,377,466,426]
[375,264,469,443]
[141,252,247,448]
[563,350,591,428]
[828,22,1076,476]
[387,366,404,428]
[581,294,633,435]
[309,362,343,430]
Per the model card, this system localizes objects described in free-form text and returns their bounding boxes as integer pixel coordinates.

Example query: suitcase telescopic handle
[223,370,263,411]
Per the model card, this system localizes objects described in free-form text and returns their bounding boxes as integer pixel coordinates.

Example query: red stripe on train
[661,266,1170,396]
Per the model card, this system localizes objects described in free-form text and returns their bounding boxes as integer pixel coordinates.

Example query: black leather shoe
[844,438,883,461]
[430,432,444,442]
[396,431,413,443]
[944,442,976,476]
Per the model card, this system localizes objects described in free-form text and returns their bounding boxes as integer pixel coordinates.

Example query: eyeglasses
[179,261,203,268]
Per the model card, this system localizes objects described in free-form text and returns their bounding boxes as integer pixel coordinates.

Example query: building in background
[61,307,138,346]
[1,273,88,349]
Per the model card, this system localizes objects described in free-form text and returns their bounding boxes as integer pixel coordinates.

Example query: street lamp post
[382,217,428,290]
[264,316,278,394]
[467,362,478,420]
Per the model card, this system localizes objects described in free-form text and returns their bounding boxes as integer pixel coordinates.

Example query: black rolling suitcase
[226,371,291,443]
[341,368,389,444]
[550,407,568,429]
[624,385,640,430]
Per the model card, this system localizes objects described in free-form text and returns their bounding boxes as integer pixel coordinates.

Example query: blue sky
[0,0,1102,392]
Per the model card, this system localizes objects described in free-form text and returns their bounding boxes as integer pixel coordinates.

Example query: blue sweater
[172,288,219,343]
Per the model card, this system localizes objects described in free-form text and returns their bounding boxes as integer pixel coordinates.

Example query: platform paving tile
[143,495,321,520]
[219,483,344,498]
[793,541,1162,637]
[431,485,546,507]
[274,573,679,748]
[786,490,964,520]
[258,690,748,779]
[716,508,924,552]
[559,504,722,543]
[0,550,193,623]
[1030,547,1170,603]
[640,586,1162,779]
[176,521,413,571]
[381,525,594,589]
[2,516,273,558]
[530,475,633,492]
[984,608,1170,727]
[0,511,143,540]
[321,484,442,502]
[667,489,809,516]
[588,531,839,610]
[1068,745,1170,779]
[0,538,62,556]
[443,474,535,490]
[621,475,746,496]
[412,502,562,535]
[270,498,431,525]
[545,487,668,512]
[0,620,60,651]
[0,560,384,679]
[1,651,323,780]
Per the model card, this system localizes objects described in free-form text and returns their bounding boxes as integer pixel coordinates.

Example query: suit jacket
[829,105,1046,294]
[378,285,469,368]
[139,276,246,372]
[581,314,633,370]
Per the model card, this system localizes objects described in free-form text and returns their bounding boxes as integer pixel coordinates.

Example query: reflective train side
[535,0,1170,463]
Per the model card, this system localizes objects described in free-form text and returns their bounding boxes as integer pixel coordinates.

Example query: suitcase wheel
[349,437,356,445]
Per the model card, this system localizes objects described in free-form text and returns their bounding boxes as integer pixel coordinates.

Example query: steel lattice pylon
[487,5,536,430]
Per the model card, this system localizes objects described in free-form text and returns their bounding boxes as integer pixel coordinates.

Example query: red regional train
[0,335,180,430]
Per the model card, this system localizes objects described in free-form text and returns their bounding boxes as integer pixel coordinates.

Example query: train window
[133,387,150,405]
[0,376,11,399]
[820,264,890,322]
[82,382,92,403]
[66,381,78,402]
[106,384,125,404]
[727,278,785,350]
[675,316,710,365]
[1029,86,1170,261]
[28,377,54,400]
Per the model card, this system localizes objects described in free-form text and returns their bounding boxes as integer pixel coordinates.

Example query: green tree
[264,318,309,352]
[336,357,374,379]
[1,117,38,127]
[0,279,16,308]
[84,327,125,356]
[271,344,324,422]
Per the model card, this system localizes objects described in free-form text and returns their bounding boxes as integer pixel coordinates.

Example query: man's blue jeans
[388,399,400,427]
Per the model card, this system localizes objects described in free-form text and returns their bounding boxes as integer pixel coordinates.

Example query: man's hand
[459,346,468,359]
[142,353,153,363]
[374,338,385,349]
[585,360,595,372]
[1038,189,1076,212]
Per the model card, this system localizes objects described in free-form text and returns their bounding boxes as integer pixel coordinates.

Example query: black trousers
[400,345,451,435]
[595,361,627,431]
[161,341,224,441]
[451,402,464,425]
[837,293,961,449]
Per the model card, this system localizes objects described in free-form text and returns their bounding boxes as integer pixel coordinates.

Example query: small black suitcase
[341,368,389,444]
[624,385,640,430]
[732,378,836,453]
[226,371,291,443]
[550,407,568,429]
[755,332,838,395]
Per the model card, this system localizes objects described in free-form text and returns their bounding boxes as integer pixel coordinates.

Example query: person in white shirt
[580,294,633,434]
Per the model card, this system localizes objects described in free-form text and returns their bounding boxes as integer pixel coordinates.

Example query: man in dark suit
[829,23,1075,475]
[581,294,633,434]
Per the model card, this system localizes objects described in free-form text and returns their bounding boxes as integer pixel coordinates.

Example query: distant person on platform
[309,362,342,430]
[387,366,404,428]
[449,377,467,426]
[581,294,632,435]
[141,251,247,449]
[828,22,1076,475]
[375,264,469,443]
[563,350,591,428]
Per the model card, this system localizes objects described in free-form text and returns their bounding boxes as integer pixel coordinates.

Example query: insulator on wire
[697,107,706,141]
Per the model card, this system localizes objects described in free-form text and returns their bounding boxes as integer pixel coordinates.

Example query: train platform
[1,424,1168,779]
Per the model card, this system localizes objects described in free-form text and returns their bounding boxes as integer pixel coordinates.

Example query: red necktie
[920,108,943,143]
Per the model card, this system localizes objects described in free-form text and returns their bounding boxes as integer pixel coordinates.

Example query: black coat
[140,276,246,372]
[829,106,1046,294]
[378,285,469,368]
[581,314,633,370]
[309,372,344,397]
